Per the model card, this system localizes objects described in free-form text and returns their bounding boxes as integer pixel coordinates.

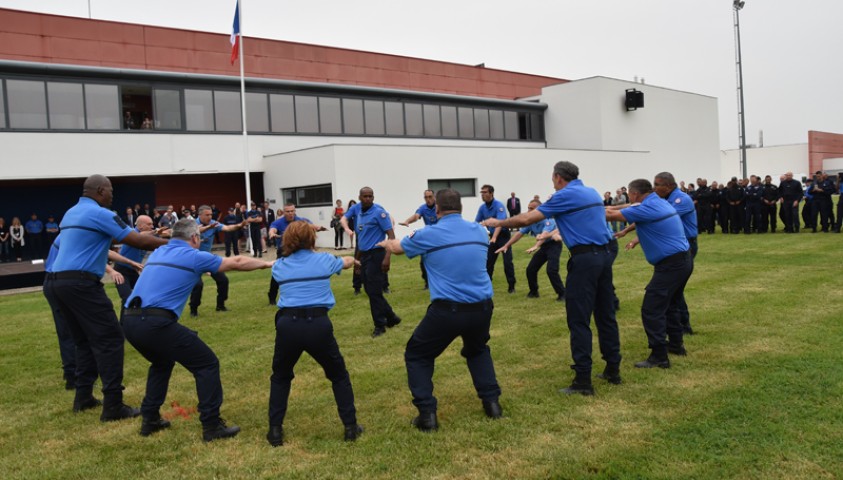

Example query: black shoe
[596,363,622,385]
[557,294,566,303]
[203,418,241,442]
[383,287,391,294]
[64,375,76,391]
[559,379,595,396]
[482,399,503,419]
[100,403,141,422]
[266,425,284,447]
[507,286,516,294]
[354,289,361,296]
[343,424,364,441]
[140,417,171,437]
[668,344,687,356]
[190,309,199,318]
[386,316,401,328]
[72,396,102,413]
[423,284,429,290]
[526,291,540,299]
[634,356,670,369]
[372,326,386,338]
[683,326,694,335]
[215,306,228,312]
[412,412,439,432]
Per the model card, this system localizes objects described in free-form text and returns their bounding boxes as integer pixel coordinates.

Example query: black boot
[560,372,595,396]
[140,416,171,436]
[482,399,503,419]
[412,411,439,432]
[596,362,622,385]
[100,403,141,422]
[635,348,670,369]
[343,424,364,441]
[266,425,284,447]
[203,418,241,442]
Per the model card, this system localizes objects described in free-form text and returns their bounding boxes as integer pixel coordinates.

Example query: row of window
[283,179,477,208]
[0,77,544,141]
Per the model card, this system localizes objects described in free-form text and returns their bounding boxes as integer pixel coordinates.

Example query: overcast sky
[2,0,840,150]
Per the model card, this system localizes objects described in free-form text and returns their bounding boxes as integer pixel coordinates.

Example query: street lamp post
[733,0,748,179]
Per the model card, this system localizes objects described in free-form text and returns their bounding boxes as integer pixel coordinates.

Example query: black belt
[123,308,178,320]
[431,299,492,312]
[360,247,384,255]
[656,251,689,266]
[48,271,100,282]
[279,307,329,317]
[569,243,609,256]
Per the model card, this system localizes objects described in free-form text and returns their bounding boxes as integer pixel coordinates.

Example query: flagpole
[237,0,254,254]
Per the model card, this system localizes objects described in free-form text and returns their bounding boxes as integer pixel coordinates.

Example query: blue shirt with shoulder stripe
[124,239,223,317]
[520,217,559,239]
[269,216,310,248]
[54,197,133,277]
[401,213,493,303]
[117,227,148,268]
[45,234,61,272]
[536,179,613,249]
[196,219,224,252]
[665,188,698,239]
[272,249,344,309]
[621,193,689,265]
[475,199,508,235]
[344,203,392,251]
[415,203,438,225]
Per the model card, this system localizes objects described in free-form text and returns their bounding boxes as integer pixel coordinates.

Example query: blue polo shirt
[666,188,698,239]
[536,179,613,249]
[475,199,508,235]
[117,228,148,268]
[272,249,344,309]
[269,216,311,247]
[54,197,133,277]
[415,203,438,226]
[344,203,392,252]
[125,239,223,317]
[45,221,59,232]
[25,219,43,234]
[401,213,493,303]
[520,217,558,239]
[621,193,689,265]
[45,235,61,272]
[196,219,224,252]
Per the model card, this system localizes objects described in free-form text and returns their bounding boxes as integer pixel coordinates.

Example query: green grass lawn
[1,232,842,479]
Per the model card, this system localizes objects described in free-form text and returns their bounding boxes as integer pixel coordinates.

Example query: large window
[0,81,5,129]
[214,90,241,132]
[428,178,477,198]
[270,94,295,133]
[458,107,474,138]
[7,79,47,129]
[185,89,214,131]
[441,106,458,137]
[473,108,490,139]
[295,95,319,133]
[47,82,85,129]
[246,92,269,133]
[282,184,333,207]
[423,104,441,137]
[404,103,423,136]
[85,84,119,130]
[342,98,364,135]
[318,97,342,134]
[364,100,385,135]
[384,101,404,136]
[153,89,182,130]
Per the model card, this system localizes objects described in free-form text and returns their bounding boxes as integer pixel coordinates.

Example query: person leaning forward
[266,221,363,446]
[380,188,503,431]
[122,218,273,442]
[482,161,622,395]
[47,174,168,422]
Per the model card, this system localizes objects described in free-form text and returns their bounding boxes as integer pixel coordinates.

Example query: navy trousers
[565,247,621,374]
[525,241,565,297]
[189,271,229,311]
[114,264,140,307]
[641,252,694,359]
[268,309,357,427]
[122,312,222,426]
[677,239,697,332]
[486,229,516,289]
[42,277,76,382]
[405,300,500,413]
[360,248,397,328]
[48,276,125,406]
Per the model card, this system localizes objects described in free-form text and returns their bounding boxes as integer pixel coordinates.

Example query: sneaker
[203,418,241,442]
[343,424,364,441]
[140,417,171,437]
[100,403,141,422]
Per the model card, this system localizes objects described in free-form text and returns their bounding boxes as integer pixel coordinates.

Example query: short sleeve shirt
[621,193,689,265]
[536,179,613,249]
[344,203,392,251]
[415,203,438,226]
[475,199,507,235]
[54,197,133,277]
[272,249,344,309]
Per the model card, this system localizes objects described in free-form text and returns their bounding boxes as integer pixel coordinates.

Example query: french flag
[230,1,240,65]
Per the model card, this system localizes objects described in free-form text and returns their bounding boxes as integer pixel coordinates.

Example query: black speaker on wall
[625,89,644,111]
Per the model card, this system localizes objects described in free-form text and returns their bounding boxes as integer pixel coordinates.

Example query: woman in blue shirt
[267,221,362,446]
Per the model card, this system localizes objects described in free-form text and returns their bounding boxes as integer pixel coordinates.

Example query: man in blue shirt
[122,218,273,441]
[114,215,156,306]
[494,199,566,301]
[266,203,327,304]
[475,184,516,293]
[25,213,44,259]
[380,188,502,431]
[341,187,401,337]
[45,214,60,249]
[47,174,168,422]
[399,189,438,289]
[606,178,692,369]
[483,161,621,395]
[188,205,247,317]
[222,207,240,256]
[246,201,264,257]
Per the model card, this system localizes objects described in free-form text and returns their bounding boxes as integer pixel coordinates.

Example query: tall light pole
[733,0,748,179]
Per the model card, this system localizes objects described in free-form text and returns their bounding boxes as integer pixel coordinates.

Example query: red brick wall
[0,8,565,99]
[808,131,843,174]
